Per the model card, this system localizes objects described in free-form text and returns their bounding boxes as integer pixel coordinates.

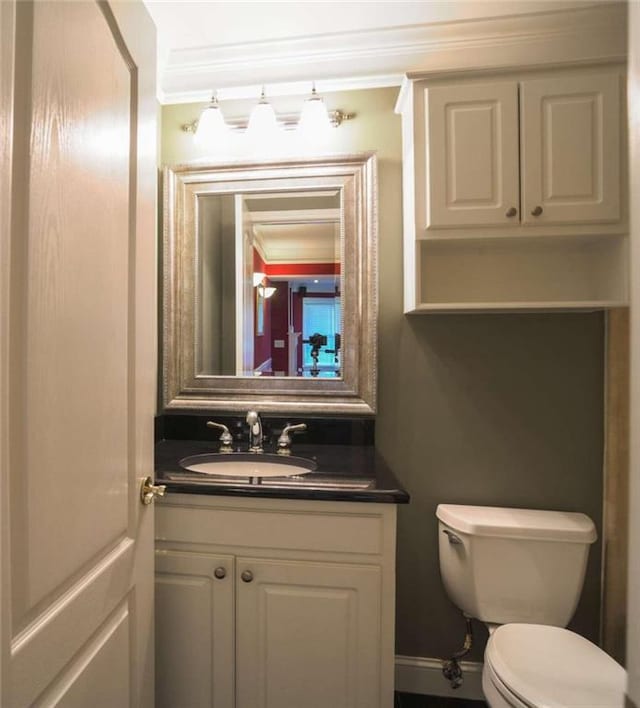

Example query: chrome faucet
[246,410,263,453]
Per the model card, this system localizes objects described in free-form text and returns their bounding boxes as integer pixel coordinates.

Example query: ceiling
[246,192,340,265]
[142,0,603,103]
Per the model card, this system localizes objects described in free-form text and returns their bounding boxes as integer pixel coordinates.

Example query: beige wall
[200,195,236,375]
[161,87,604,659]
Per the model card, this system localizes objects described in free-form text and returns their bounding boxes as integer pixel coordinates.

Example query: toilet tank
[436,504,597,627]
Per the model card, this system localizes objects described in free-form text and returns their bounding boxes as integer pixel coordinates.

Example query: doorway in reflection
[244,189,342,378]
[251,269,342,378]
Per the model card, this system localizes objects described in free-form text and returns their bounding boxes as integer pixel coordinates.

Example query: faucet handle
[277,423,307,456]
[206,421,233,454]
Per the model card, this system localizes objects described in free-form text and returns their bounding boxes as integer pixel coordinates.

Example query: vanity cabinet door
[425,81,520,228]
[155,550,235,708]
[520,70,621,225]
[235,557,382,708]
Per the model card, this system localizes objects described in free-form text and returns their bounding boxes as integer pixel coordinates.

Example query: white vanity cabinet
[155,549,235,708]
[155,494,397,708]
[398,65,628,312]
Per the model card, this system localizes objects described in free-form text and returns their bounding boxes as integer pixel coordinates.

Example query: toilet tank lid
[436,504,597,543]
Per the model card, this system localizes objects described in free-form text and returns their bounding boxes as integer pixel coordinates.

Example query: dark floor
[394,693,487,708]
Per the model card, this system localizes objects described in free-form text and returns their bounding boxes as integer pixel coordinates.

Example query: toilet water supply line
[441,614,474,689]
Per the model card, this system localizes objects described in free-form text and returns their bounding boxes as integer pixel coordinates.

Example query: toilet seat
[484,658,531,708]
[484,624,626,708]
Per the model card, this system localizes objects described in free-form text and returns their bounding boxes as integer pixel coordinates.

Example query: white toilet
[436,504,626,708]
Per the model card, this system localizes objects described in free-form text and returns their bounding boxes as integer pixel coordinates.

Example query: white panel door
[155,551,235,708]
[1,1,157,706]
[425,81,520,228]
[236,558,382,708]
[520,71,621,225]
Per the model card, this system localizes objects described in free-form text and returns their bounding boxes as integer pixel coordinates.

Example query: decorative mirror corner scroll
[162,152,378,415]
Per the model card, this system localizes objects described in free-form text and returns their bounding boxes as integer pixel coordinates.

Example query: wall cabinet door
[155,550,235,708]
[426,81,520,228]
[520,71,621,225]
[235,558,382,708]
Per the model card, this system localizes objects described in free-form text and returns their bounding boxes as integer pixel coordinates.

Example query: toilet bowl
[436,504,626,708]
[483,624,626,708]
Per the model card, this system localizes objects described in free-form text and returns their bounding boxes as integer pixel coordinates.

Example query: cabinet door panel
[155,551,235,708]
[425,81,519,228]
[520,71,620,224]
[236,558,381,708]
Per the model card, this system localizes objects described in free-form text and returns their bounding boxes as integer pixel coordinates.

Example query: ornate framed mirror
[162,152,377,414]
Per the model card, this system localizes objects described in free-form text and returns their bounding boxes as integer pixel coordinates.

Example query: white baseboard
[395,655,484,701]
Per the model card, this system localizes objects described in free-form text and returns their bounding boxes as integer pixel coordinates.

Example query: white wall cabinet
[426,80,520,229]
[520,72,621,226]
[398,65,628,312]
[155,494,397,708]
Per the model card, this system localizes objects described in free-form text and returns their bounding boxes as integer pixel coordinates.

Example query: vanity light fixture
[194,92,227,146]
[182,84,355,141]
[298,83,331,136]
[247,87,280,139]
[253,271,266,287]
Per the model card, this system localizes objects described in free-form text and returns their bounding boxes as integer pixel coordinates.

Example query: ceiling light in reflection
[258,285,277,298]
[253,271,267,287]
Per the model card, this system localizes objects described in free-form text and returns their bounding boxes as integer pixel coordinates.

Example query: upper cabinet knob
[505,207,517,218]
[531,205,543,217]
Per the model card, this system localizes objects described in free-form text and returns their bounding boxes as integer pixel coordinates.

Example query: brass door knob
[505,207,517,218]
[241,570,254,583]
[531,205,543,216]
[140,476,166,505]
[214,567,226,580]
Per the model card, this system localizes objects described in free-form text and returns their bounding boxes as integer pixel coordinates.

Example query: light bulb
[247,88,279,140]
[194,94,227,146]
[298,84,331,138]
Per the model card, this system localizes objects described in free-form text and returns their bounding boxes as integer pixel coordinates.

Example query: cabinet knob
[531,205,543,216]
[214,567,226,580]
[241,570,254,583]
[505,207,517,218]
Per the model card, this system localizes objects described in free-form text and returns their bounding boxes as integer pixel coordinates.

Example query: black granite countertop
[155,439,410,504]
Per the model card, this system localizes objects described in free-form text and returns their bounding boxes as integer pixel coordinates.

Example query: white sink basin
[179,453,317,479]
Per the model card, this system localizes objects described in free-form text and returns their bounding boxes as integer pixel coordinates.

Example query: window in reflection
[301,296,341,377]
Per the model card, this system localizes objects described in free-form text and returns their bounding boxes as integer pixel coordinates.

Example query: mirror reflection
[198,190,342,378]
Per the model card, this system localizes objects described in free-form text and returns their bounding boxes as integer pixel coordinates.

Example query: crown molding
[159,3,626,105]
[158,74,403,105]
[248,209,341,225]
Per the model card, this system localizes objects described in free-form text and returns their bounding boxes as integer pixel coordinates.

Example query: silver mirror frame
[162,152,378,415]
